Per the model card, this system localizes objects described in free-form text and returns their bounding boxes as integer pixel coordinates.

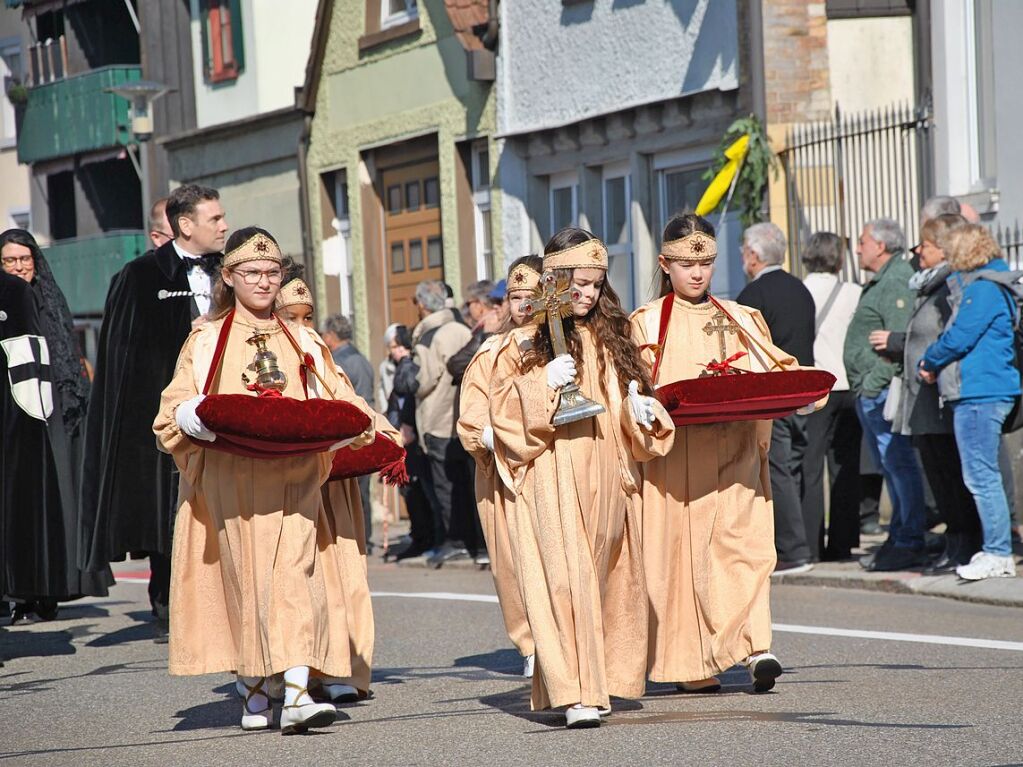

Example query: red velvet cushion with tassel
[194,394,371,459]
[655,370,836,426]
[330,432,408,485]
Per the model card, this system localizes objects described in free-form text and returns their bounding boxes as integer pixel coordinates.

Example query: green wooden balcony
[45,230,147,315]
[17,65,141,164]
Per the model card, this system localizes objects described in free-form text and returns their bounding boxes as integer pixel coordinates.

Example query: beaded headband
[223,232,282,269]
[661,231,718,263]
[276,278,313,309]
[507,264,541,292]
[542,240,608,272]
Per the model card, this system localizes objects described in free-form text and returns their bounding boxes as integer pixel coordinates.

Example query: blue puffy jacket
[921,258,1020,403]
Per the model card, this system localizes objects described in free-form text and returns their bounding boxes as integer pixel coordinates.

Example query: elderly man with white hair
[843,217,927,572]
[410,280,473,566]
[737,222,818,575]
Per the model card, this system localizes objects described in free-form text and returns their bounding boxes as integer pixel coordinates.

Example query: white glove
[628,380,657,430]
[546,354,577,389]
[175,395,215,442]
[481,425,495,453]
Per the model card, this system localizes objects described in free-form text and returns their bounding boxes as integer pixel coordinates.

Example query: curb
[773,567,1023,609]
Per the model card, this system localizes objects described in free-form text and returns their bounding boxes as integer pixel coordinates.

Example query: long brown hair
[210,226,281,320]
[522,227,653,397]
[656,212,715,298]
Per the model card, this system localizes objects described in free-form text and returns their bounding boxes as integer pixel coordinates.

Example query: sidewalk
[384,532,1023,609]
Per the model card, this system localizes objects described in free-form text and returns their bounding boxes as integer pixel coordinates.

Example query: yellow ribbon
[695,134,750,216]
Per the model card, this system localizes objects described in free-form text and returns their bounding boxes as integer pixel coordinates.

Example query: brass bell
[244,332,288,392]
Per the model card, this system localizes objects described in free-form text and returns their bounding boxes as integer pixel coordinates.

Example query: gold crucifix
[521,272,605,426]
[702,310,740,375]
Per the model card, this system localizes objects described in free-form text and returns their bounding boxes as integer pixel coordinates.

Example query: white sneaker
[241,703,272,731]
[565,704,601,729]
[280,702,337,735]
[522,654,535,678]
[956,551,1017,581]
[745,652,783,693]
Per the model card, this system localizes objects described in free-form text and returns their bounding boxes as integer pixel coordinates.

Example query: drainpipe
[297,112,315,297]
[481,0,499,51]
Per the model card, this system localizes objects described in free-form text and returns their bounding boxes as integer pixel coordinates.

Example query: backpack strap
[815,279,843,333]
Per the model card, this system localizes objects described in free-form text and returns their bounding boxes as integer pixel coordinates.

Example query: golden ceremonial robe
[456,333,534,658]
[154,315,375,678]
[489,325,674,710]
[630,296,797,682]
[320,411,399,694]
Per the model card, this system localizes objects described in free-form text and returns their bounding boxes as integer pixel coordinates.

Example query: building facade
[302,0,499,360]
[0,5,29,233]
[161,0,318,262]
[6,0,196,339]
[496,0,750,306]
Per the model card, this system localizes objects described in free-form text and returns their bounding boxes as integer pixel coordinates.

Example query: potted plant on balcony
[5,80,28,137]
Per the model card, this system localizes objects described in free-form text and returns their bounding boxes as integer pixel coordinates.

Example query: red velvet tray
[194,394,371,459]
[330,432,407,484]
[655,369,836,426]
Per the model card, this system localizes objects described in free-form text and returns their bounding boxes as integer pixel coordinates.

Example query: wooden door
[382,161,443,329]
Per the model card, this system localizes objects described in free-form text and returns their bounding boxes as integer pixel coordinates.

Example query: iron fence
[779,100,933,282]
[995,220,1023,271]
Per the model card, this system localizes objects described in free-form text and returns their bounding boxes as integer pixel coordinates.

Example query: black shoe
[924,531,945,555]
[153,617,169,644]
[864,545,926,572]
[428,543,471,569]
[393,543,428,562]
[771,560,813,577]
[859,539,891,569]
[822,548,854,562]
[860,521,884,536]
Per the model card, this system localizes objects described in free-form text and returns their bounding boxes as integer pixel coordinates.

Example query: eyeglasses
[233,268,283,285]
[1,255,33,267]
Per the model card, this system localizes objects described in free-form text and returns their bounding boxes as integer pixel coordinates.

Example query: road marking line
[115,580,1023,653]
[370,591,1023,653]
[771,622,1023,653]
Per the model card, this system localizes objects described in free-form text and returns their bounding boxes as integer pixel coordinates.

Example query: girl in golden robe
[276,274,385,702]
[488,228,674,728]
[630,213,804,695]
[456,255,543,678]
[154,228,376,734]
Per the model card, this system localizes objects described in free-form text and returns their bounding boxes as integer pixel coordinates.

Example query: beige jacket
[412,309,472,444]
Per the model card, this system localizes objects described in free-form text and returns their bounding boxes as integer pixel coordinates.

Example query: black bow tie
[185,253,222,277]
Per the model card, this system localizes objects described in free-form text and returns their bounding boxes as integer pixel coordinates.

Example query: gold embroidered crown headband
[276,278,313,309]
[508,264,541,291]
[542,240,609,272]
[661,231,718,263]
[223,232,283,269]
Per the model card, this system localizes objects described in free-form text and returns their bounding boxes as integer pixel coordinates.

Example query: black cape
[78,240,213,570]
[0,272,74,599]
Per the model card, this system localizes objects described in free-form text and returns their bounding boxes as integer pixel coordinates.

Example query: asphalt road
[2,562,1022,767]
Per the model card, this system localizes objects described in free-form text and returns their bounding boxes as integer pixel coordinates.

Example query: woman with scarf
[0,229,112,621]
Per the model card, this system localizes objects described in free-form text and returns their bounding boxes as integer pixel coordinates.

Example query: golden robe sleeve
[457,337,500,477]
[153,329,205,485]
[488,336,557,488]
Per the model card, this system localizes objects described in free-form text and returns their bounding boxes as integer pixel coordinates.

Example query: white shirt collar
[753,264,783,281]
[172,239,201,260]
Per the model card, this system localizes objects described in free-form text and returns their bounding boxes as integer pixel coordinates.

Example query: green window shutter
[199,0,212,83]
[230,0,245,75]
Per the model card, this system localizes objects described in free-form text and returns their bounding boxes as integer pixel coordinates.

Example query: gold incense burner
[242,331,288,392]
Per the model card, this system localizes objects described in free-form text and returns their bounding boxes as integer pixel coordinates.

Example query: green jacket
[843,253,917,397]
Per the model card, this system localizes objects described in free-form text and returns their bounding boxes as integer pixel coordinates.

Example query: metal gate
[779,99,933,281]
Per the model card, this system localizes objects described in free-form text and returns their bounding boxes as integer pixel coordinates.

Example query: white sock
[284,666,312,707]
[239,675,269,713]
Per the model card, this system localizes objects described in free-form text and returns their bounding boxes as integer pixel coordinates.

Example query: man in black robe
[78,185,227,638]
[0,271,68,619]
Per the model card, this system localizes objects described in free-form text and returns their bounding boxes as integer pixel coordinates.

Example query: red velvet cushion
[329,432,406,481]
[655,370,836,426]
[194,394,371,459]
